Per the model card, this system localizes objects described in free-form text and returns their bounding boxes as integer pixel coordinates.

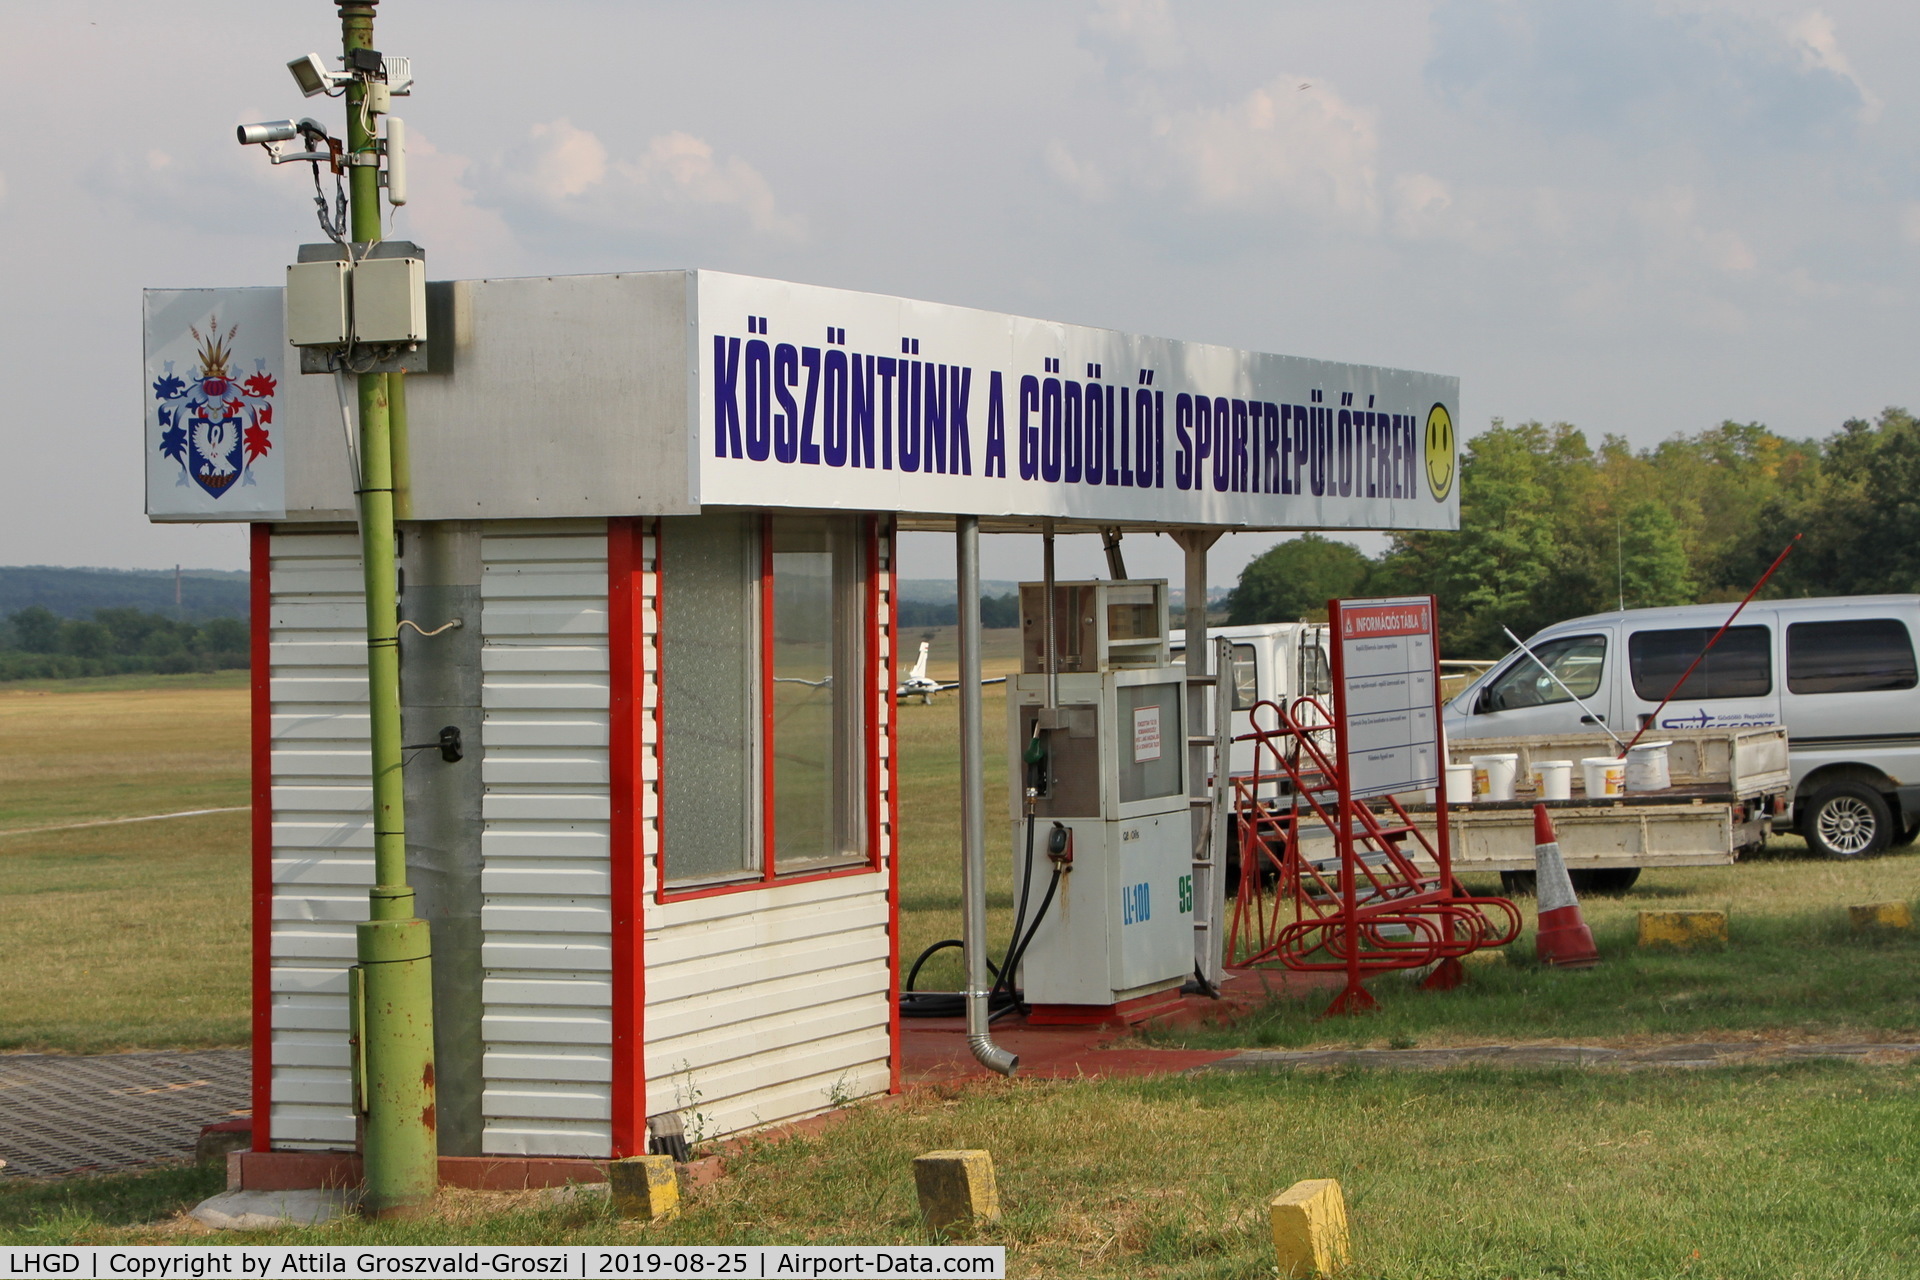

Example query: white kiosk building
[145,270,1459,1170]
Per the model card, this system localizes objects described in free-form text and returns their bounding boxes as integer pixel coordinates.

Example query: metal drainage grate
[0,1050,250,1179]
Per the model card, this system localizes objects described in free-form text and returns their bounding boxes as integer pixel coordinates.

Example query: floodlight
[287,52,344,97]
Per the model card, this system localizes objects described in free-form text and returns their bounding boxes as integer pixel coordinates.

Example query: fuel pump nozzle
[1023,719,1048,811]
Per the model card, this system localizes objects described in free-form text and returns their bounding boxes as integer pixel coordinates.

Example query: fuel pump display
[1007,580,1196,1017]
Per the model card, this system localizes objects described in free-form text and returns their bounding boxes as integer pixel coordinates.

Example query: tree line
[0,606,248,681]
[1227,407,1920,657]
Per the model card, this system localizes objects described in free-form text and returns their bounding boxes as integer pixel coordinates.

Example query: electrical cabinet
[285,259,351,347]
[353,253,427,344]
[1007,580,1194,1011]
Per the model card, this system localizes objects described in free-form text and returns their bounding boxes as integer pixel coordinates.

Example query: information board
[1330,596,1441,798]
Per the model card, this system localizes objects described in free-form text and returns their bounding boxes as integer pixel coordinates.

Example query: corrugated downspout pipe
[956,515,1017,1076]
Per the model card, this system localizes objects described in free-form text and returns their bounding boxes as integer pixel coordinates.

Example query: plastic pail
[1625,741,1672,792]
[1582,757,1626,797]
[1445,763,1473,805]
[1531,759,1573,801]
[1471,753,1520,801]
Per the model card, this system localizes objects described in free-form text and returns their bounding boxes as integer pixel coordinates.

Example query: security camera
[237,120,300,146]
[287,52,347,97]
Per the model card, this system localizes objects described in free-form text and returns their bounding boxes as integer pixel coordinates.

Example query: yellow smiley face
[1424,403,1455,500]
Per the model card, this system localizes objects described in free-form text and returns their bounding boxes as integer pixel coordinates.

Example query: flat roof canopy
[144,270,1459,535]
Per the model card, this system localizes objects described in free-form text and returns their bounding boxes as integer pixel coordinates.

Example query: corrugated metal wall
[477,519,615,1157]
[265,526,372,1150]
[639,523,897,1141]
[263,517,897,1156]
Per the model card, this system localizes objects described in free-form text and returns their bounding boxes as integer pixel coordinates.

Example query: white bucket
[1625,741,1672,793]
[1445,762,1473,805]
[1471,753,1520,802]
[1531,759,1574,801]
[1582,757,1626,798]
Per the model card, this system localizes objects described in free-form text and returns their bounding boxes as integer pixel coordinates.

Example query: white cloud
[1392,173,1453,239]
[1084,0,1184,72]
[1786,10,1880,123]
[1044,140,1109,202]
[1158,78,1380,225]
[494,119,803,242]
[386,128,519,277]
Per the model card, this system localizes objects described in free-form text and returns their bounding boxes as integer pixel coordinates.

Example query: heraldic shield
[154,317,276,499]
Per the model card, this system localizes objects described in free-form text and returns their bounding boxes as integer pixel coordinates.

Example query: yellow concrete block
[1848,901,1914,932]
[912,1149,1000,1235]
[1270,1178,1350,1279]
[609,1155,679,1222]
[1637,909,1727,948]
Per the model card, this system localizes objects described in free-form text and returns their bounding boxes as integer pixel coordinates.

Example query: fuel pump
[1007,579,1194,1016]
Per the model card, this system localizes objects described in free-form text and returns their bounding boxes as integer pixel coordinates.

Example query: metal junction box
[285,259,350,347]
[353,254,426,344]
[1008,580,1193,1010]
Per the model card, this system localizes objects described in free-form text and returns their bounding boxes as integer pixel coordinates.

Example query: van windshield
[1479,634,1606,712]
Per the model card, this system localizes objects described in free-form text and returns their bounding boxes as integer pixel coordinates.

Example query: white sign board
[144,288,286,520]
[1132,704,1163,764]
[1332,596,1441,799]
[694,272,1459,531]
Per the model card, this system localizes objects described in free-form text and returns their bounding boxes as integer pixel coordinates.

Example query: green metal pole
[339,0,437,1216]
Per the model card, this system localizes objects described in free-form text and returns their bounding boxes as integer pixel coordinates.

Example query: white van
[1170,622,1332,779]
[1444,595,1920,859]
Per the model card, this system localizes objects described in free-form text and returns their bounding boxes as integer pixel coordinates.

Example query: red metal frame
[652,516,887,905]
[249,523,273,1151]
[875,518,902,1093]
[606,517,647,1157]
[1224,595,1518,1015]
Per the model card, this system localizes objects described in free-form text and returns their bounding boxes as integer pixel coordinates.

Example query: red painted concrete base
[1025,984,1187,1027]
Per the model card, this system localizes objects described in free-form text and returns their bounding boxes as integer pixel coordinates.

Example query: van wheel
[1801,782,1893,859]
[1569,867,1642,895]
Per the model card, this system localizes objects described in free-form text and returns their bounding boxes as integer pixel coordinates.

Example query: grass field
[9,1064,1919,1278]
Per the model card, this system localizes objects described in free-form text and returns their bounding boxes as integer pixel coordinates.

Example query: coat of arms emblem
[153,318,275,498]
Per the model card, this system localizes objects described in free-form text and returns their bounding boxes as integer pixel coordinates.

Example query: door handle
[1581,715,1605,725]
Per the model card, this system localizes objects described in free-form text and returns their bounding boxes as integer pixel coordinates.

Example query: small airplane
[896,640,1007,703]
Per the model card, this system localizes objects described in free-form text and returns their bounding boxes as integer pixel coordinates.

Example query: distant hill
[0,566,250,621]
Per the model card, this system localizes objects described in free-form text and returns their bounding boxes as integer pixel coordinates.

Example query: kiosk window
[1628,626,1771,701]
[1479,634,1606,712]
[1787,619,1917,694]
[660,513,871,890]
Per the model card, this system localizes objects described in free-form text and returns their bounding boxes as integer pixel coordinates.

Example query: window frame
[654,513,887,904]
[1476,632,1608,714]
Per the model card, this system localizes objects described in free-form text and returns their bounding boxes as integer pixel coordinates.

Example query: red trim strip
[607,518,646,1158]
[880,518,902,1094]
[249,523,273,1151]
[761,516,777,881]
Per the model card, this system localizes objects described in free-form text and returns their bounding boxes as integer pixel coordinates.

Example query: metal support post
[338,0,436,1216]
[956,517,1016,1075]
[1171,530,1222,981]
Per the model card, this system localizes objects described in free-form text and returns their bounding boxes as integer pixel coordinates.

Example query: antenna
[1616,515,1624,611]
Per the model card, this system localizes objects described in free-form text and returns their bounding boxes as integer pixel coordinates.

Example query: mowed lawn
[0,673,250,1052]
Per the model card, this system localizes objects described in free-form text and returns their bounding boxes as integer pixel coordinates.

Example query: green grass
[1148,840,1920,1051]
[0,673,251,1051]
[9,1063,1919,1278]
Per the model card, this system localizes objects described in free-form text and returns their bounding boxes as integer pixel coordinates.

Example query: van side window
[1478,634,1606,712]
[1787,619,1918,694]
[1628,625,1771,700]
[1231,644,1259,709]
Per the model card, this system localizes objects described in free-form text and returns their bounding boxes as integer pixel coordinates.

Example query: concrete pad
[913,1150,1000,1235]
[1269,1178,1350,1278]
[1848,901,1913,932]
[1638,909,1727,948]
[190,1188,358,1230]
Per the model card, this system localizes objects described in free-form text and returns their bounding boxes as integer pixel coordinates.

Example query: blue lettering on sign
[709,328,1436,508]
[1121,881,1151,926]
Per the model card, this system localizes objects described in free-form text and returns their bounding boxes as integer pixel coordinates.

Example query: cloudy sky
[4,0,1916,586]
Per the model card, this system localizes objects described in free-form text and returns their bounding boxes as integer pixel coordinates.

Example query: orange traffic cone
[1532,804,1600,968]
